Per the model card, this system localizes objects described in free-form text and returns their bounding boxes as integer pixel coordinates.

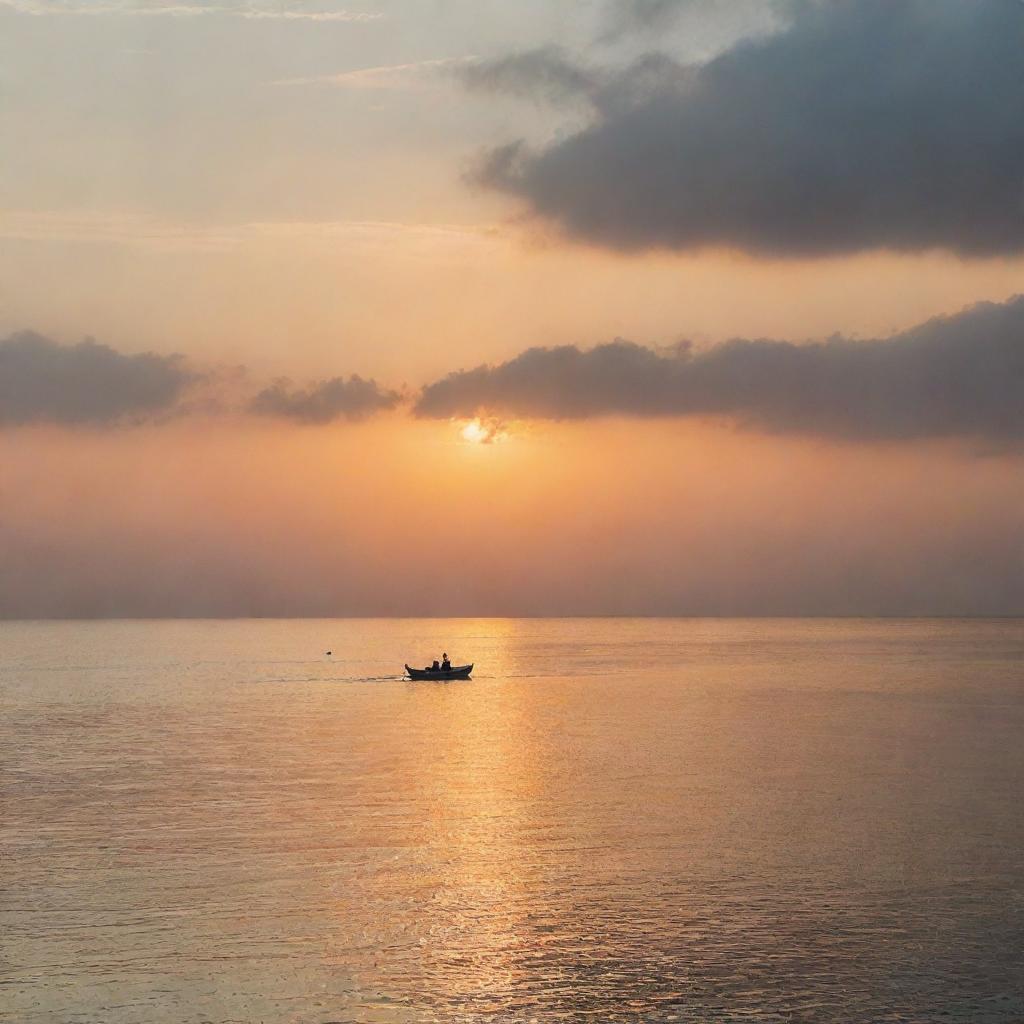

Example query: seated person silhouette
[441,653,451,671]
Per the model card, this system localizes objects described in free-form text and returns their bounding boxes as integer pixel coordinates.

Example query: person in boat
[442,653,451,671]
[430,659,440,671]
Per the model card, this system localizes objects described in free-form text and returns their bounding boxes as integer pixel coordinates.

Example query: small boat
[405,663,473,680]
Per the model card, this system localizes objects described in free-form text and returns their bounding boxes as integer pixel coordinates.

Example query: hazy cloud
[0,331,196,427]
[460,48,689,114]
[415,297,1024,443]
[476,0,1024,257]
[601,0,699,37]
[249,375,400,424]
[459,47,602,106]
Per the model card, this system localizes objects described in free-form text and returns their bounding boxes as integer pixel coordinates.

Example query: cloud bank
[13,294,1024,445]
[475,0,1024,256]
[249,375,400,424]
[0,332,195,426]
[415,297,1024,443]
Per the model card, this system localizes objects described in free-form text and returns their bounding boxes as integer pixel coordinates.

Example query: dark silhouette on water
[405,659,473,680]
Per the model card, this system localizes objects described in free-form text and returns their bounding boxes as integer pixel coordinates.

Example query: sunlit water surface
[3,618,1024,1023]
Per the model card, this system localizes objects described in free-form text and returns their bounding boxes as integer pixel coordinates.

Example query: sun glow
[461,419,488,444]
[459,418,508,445]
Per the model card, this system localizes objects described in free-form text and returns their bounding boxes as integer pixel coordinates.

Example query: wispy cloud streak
[1,1,379,21]
[276,56,475,89]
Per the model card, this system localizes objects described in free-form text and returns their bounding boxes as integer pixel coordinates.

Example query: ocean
[3,618,1024,1023]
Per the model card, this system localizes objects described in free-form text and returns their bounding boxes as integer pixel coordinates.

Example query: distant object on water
[405,662,473,680]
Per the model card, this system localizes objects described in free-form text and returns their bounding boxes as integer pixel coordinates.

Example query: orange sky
[3,418,1023,616]
[2,0,1023,616]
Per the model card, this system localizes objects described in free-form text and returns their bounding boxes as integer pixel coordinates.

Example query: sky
[2,0,1024,617]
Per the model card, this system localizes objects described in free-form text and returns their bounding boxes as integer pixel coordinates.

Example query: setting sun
[460,419,488,444]
[459,418,508,445]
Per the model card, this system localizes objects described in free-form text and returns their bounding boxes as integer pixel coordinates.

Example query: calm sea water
[3,618,1024,1023]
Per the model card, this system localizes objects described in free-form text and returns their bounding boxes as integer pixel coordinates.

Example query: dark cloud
[249,375,400,424]
[476,0,1024,257]
[0,331,195,426]
[415,296,1024,443]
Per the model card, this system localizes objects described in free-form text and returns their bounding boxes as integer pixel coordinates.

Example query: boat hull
[405,663,473,680]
